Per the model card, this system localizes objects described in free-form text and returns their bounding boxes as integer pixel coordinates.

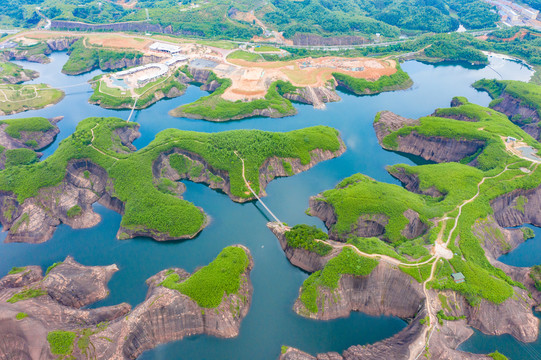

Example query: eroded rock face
[282,85,341,110]
[46,38,79,52]
[491,185,541,229]
[388,166,443,198]
[1,159,116,244]
[0,247,253,360]
[51,20,174,35]
[100,55,164,73]
[0,258,130,360]
[42,256,118,308]
[94,248,253,359]
[308,197,389,241]
[390,131,484,163]
[267,223,339,273]
[293,262,425,320]
[374,111,419,141]
[155,141,346,204]
[375,111,485,163]
[491,92,541,140]
[0,117,62,168]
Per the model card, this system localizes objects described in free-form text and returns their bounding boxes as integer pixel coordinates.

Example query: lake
[1,52,537,359]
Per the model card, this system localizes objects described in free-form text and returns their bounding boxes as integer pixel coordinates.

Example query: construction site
[10,32,400,105]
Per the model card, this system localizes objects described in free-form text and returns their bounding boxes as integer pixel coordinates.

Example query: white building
[165,56,188,66]
[116,63,169,86]
[149,42,182,55]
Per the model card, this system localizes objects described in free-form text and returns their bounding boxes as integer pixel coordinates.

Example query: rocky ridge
[0,38,78,64]
[155,140,347,204]
[269,220,540,360]
[375,110,485,163]
[281,83,341,110]
[0,247,253,360]
[490,91,541,140]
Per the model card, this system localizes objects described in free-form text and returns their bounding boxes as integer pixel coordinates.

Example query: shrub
[7,288,47,303]
[66,205,82,218]
[15,312,27,320]
[160,246,250,308]
[284,224,331,256]
[47,330,76,355]
[5,148,38,167]
[8,266,26,275]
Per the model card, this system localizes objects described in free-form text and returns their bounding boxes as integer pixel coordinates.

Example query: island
[0,117,344,243]
[0,245,253,359]
[0,61,38,84]
[0,116,63,169]
[0,83,64,116]
[270,95,541,359]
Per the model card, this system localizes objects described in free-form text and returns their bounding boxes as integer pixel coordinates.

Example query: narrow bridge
[235,152,282,224]
[126,97,139,122]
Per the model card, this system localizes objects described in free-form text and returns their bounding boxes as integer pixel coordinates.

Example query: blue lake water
[1,52,539,359]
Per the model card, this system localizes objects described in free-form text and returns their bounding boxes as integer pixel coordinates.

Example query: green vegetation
[47,330,76,355]
[436,309,465,325]
[90,72,186,109]
[15,312,28,320]
[45,261,63,275]
[282,160,293,176]
[423,40,488,64]
[160,246,250,308]
[381,98,540,172]
[284,224,332,256]
[5,148,38,167]
[7,287,47,303]
[281,345,289,354]
[227,50,263,62]
[399,263,433,282]
[0,84,64,115]
[0,115,340,239]
[305,97,541,307]
[25,139,38,148]
[254,46,281,52]
[67,205,82,218]
[8,266,26,275]
[63,38,143,75]
[348,236,407,261]
[0,61,37,83]
[333,64,412,95]
[299,248,378,313]
[488,351,509,360]
[171,74,295,121]
[522,227,535,240]
[314,173,429,242]
[530,265,541,291]
[473,79,541,118]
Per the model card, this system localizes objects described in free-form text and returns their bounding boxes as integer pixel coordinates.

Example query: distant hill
[1,0,499,41]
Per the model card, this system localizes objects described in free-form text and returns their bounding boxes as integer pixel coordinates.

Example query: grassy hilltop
[0,117,342,239]
[293,96,541,313]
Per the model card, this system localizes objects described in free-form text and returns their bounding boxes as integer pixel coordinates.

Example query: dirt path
[89,125,120,161]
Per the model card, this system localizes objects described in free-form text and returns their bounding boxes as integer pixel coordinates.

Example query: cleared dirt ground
[10,31,400,102]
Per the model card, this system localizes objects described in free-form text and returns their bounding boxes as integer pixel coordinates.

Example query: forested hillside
[0,0,499,40]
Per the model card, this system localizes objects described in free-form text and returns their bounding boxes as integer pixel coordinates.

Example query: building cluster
[115,63,169,86]
[484,0,541,28]
[149,42,183,55]
[111,43,189,87]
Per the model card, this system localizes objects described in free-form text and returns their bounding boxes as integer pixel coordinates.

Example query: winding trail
[413,162,519,359]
